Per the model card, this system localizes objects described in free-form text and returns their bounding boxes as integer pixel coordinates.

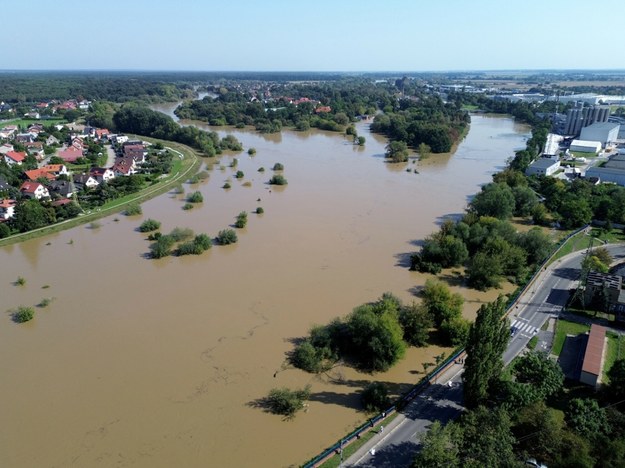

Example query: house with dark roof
[90,167,115,183]
[73,174,99,190]
[580,324,607,388]
[48,180,74,199]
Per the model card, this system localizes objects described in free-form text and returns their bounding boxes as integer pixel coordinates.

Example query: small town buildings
[46,135,59,146]
[24,168,56,182]
[58,146,83,163]
[525,158,561,177]
[25,141,44,159]
[42,164,69,177]
[112,134,129,145]
[543,133,564,156]
[4,151,26,166]
[15,133,36,144]
[112,158,137,176]
[0,143,14,154]
[95,129,110,140]
[20,181,50,199]
[570,139,602,154]
[89,167,115,183]
[580,122,620,147]
[580,324,607,388]
[0,199,16,220]
[47,180,74,199]
[584,271,622,306]
[73,174,99,190]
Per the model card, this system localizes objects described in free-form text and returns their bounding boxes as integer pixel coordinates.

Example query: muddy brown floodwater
[0,115,528,467]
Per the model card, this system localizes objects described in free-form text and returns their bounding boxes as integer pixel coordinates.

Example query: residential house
[315,106,332,113]
[584,271,622,307]
[46,135,59,146]
[42,164,69,177]
[47,180,74,199]
[112,134,128,145]
[4,151,26,166]
[112,158,137,176]
[90,167,115,183]
[83,126,96,138]
[58,146,83,163]
[24,111,40,119]
[73,174,99,190]
[24,168,56,182]
[0,199,16,220]
[0,143,14,154]
[25,141,45,160]
[123,145,147,164]
[15,133,35,144]
[95,128,110,141]
[0,125,18,139]
[20,181,50,199]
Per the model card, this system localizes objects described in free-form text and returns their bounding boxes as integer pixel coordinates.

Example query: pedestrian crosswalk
[510,319,538,336]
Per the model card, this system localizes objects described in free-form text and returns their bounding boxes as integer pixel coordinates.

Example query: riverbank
[0,138,201,248]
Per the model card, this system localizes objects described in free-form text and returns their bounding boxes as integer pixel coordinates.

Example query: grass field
[604,331,625,382]
[1,118,66,128]
[552,319,590,356]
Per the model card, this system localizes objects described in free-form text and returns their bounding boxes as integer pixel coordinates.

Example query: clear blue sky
[4,0,624,71]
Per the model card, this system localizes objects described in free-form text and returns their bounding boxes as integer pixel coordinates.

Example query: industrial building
[525,158,560,177]
[585,153,625,185]
[570,139,602,154]
[580,122,620,147]
[543,133,564,156]
[563,104,610,136]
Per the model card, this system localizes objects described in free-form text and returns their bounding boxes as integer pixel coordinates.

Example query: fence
[302,224,589,467]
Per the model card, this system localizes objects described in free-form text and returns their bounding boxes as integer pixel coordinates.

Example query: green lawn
[552,319,590,356]
[461,104,479,111]
[1,118,65,128]
[603,331,624,382]
[549,229,594,264]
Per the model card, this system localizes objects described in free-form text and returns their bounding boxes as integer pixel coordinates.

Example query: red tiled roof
[0,199,16,209]
[6,151,26,162]
[24,169,55,181]
[20,181,42,193]
[582,324,606,377]
[58,146,82,162]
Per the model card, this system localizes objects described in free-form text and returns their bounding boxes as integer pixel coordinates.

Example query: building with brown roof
[580,324,607,388]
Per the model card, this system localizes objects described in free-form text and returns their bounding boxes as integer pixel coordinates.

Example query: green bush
[139,219,161,232]
[150,234,175,259]
[272,163,284,171]
[187,191,204,203]
[230,158,238,168]
[248,148,256,155]
[269,175,288,185]
[38,298,52,308]
[13,306,35,323]
[256,207,264,214]
[182,203,194,210]
[265,385,311,419]
[217,229,238,245]
[235,170,244,179]
[361,382,391,412]
[125,203,142,216]
[235,211,248,228]
[176,233,212,256]
[15,276,26,286]
[169,227,194,242]
[258,167,265,172]
[223,182,231,189]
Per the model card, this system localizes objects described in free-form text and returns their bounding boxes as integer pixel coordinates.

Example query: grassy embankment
[604,331,624,382]
[551,319,590,356]
[0,137,201,247]
[548,227,625,266]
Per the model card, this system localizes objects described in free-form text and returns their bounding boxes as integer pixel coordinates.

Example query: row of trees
[112,104,243,157]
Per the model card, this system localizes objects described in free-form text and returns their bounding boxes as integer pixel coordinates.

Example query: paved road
[344,242,625,467]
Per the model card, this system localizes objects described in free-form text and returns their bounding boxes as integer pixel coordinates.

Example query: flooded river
[0,113,529,467]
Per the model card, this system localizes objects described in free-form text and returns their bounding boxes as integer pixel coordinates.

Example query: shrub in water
[272,163,284,171]
[139,219,161,232]
[217,229,238,245]
[269,174,288,185]
[125,204,142,216]
[256,207,264,214]
[187,191,204,203]
[13,306,35,323]
[235,211,248,228]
